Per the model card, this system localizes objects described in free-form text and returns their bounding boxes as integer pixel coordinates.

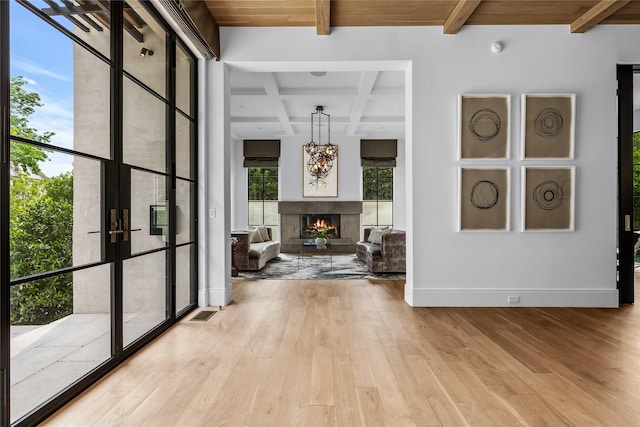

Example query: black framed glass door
[617,64,637,305]
[0,1,198,425]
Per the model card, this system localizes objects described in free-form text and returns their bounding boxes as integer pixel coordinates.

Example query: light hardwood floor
[43,279,640,426]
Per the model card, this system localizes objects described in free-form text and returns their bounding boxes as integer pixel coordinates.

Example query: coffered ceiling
[229,70,405,141]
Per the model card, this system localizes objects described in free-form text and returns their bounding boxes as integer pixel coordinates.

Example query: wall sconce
[140,47,154,58]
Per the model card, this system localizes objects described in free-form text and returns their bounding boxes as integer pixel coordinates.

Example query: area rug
[236,253,406,280]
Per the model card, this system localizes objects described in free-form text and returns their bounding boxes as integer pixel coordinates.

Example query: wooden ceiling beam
[570,0,630,33]
[443,0,481,34]
[315,0,330,35]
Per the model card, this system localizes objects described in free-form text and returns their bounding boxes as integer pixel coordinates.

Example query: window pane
[264,201,279,225]
[123,77,167,173]
[362,201,378,227]
[10,145,106,278]
[176,44,193,115]
[264,177,278,200]
[377,201,393,226]
[362,167,393,227]
[176,244,194,313]
[130,169,169,254]
[248,177,263,200]
[176,178,193,245]
[248,201,264,225]
[10,3,111,159]
[176,113,193,179]
[22,0,111,58]
[362,168,377,200]
[633,197,640,231]
[123,251,168,347]
[10,265,112,423]
[123,0,166,98]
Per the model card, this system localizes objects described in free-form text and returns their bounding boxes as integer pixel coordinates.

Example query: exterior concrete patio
[10,312,164,422]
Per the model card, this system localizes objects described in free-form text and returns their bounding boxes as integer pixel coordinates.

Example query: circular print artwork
[470,180,499,209]
[532,180,563,210]
[534,108,564,139]
[468,109,501,142]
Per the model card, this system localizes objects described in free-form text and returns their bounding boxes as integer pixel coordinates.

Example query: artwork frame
[302,145,338,197]
[458,94,511,160]
[522,166,575,232]
[458,167,510,232]
[521,93,576,159]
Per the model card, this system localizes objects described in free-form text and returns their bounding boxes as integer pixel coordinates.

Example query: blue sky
[11,1,75,176]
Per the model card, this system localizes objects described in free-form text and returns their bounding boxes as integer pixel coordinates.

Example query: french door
[0,1,197,425]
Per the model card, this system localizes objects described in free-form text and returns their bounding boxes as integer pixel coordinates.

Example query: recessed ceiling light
[310,71,326,77]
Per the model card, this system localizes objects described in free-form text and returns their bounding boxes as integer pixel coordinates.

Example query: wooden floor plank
[43,279,640,427]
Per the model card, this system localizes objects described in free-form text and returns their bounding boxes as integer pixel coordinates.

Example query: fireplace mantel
[278,201,362,215]
[278,201,362,253]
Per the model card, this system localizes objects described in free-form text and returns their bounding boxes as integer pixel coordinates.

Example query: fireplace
[278,202,361,253]
[300,214,340,239]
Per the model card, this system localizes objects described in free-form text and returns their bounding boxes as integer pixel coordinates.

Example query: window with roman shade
[361,140,396,228]
[244,140,280,239]
[243,139,281,167]
[360,139,397,167]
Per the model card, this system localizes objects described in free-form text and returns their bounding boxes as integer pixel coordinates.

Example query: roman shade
[243,140,281,167]
[360,139,397,167]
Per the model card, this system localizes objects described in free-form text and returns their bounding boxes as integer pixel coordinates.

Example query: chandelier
[305,106,338,180]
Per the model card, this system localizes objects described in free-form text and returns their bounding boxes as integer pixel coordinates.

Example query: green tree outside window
[8,75,74,324]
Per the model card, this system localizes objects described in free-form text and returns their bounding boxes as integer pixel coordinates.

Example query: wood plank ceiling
[203,0,640,38]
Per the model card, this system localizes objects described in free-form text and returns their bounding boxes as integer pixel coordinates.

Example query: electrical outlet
[508,295,520,303]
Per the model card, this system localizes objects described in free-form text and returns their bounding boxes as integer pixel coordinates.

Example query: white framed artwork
[521,93,576,159]
[521,166,575,231]
[458,166,510,231]
[458,94,511,160]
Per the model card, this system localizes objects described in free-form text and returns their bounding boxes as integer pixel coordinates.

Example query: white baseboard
[406,287,619,308]
[201,283,232,307]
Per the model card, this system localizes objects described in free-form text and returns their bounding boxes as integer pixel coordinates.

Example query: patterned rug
[235,253,406,280]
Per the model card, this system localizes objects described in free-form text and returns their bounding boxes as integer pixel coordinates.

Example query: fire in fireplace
[300,214,340,238]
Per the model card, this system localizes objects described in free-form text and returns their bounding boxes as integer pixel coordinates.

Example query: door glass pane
[10,144,104,276]
[176,44,192,115]
[123,77,167,173]
[123,251,168,347]
[123,0,166,98]
[10,2,111,159]
[176,178,193,245]
[130,169,169,254]
[23,0,111,58]
[10,264,112,423]
[176,112,193,179]
[176,244,193,313]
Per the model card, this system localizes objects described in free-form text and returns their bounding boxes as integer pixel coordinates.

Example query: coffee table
[298,242,332,269]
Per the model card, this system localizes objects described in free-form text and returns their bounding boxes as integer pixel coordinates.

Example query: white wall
[208,24,640,307]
